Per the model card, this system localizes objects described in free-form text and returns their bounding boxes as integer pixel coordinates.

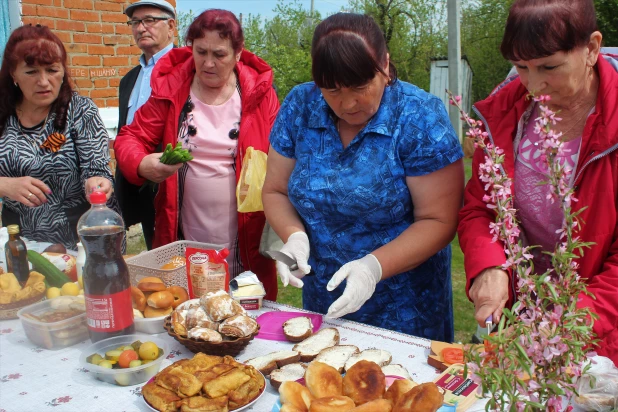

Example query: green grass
[127,159,477,343]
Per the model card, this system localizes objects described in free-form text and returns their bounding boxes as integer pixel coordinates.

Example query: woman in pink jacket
[114,9,278,299]
[459,0,618,364]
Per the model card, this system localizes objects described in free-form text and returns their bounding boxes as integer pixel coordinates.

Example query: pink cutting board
[255,311,323,341]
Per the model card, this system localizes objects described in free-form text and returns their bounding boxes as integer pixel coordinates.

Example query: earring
[13,81,17,87]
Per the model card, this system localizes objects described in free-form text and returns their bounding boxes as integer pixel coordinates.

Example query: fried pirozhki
[343,360,386,406]
[202,368,250,398]
[142,381,182,412]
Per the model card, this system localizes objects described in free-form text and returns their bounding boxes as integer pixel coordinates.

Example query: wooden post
[447,0,462,142]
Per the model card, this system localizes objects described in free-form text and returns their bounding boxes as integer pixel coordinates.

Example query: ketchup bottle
[77,192,134,342]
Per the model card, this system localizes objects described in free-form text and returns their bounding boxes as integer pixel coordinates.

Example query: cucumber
[27,250,72,288]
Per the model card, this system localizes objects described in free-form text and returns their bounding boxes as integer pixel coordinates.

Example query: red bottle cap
[89,191,107,204]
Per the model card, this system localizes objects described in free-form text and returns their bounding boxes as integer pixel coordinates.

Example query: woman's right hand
[0,176,50,207]
[469,267,510,327]
[137,153,183,183]
[277,232,312,288]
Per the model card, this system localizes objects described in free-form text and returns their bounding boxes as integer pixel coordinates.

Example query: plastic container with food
[230,272,266,310]
[79,334,169,386]
[17,296,88,349]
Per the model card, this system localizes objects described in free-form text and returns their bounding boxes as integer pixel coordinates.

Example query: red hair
[501,0,598,61]
[0,24,73,135]
[184,9,244,54]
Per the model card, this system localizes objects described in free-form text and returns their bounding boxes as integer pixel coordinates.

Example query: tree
[176,9,195,46]
[595,0,618,47]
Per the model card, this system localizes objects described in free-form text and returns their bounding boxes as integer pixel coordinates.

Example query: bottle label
[85,289,134,332]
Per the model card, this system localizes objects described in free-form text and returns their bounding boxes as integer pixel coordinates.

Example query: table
[0,300,488,412]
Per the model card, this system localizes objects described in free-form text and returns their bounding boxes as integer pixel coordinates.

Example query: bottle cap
[6,224,19,235]
[89,191,107,204]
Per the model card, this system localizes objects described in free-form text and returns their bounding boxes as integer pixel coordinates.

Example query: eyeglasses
[126,17,170,28]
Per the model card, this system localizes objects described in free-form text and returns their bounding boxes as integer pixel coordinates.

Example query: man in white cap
[116,0,176,249]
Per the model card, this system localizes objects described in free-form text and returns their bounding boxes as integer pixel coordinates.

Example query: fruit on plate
[87,340,163,370]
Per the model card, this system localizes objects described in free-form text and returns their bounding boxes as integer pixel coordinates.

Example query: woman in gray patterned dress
[0,25,119,250]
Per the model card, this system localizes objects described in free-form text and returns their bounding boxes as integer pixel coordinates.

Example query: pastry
[349,399,393,411]
[137,276,167,292]
[171,309,188,337]
[144,305,173,318]
[176,395,228,412]
[384,379,418,406]
[185,306,219,330]
[201,290,245,322]
[131,286,147,312]
[218,314,258,338]
[187,327,223,343]
[343,360,386,406]
[142,381,181,412]
[305,361,343,398]
[309,396,356,412]
[168,286,189,309]
[147,291,174,309]
[202,367,251,398]
[393,382,443,412]
[155,365,203,397]
[279,381,314,412]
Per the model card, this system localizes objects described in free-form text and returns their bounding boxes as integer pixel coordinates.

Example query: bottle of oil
[5,225,29,283]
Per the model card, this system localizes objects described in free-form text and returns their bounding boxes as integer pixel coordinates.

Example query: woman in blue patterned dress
[263,13,464,341]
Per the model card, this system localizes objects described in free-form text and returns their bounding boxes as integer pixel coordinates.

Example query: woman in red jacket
[459,0,618,364]
[114,9,278,299]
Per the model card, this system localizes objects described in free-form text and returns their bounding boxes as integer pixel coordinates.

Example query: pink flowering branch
[448,91,597,412]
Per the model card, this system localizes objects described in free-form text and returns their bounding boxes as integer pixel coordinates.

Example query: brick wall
[20,0,177,108]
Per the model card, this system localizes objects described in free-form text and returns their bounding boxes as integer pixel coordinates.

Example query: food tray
[163,316,259,356]
[125,240,224,290]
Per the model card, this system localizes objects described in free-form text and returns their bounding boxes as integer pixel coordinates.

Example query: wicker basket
[125,240,224,289]
[163,316,259,356]
[0,290,46,320]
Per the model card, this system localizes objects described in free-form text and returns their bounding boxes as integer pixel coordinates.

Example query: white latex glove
[325,254,382,319]
[277,232,312,288]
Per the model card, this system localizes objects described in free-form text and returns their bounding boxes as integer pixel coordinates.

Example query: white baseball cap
[125,0,176,18]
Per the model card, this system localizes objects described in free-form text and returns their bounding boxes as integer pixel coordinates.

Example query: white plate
[143,371,266,412]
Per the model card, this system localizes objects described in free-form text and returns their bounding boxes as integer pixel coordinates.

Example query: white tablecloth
[0,301,487,412]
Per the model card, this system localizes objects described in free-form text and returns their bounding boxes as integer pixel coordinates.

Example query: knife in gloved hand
[266,250,314,275]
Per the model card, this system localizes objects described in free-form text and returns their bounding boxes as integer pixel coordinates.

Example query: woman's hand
[137,153,183,183]
[325,254,382,319]
[277,232,312,288]
[0,176,50,207]
[469,267,510,327]
[85,177,113,199]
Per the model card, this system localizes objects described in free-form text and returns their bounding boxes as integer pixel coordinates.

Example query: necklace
[15,112,50,149]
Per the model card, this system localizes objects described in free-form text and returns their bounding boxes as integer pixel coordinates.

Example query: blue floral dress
[269,81,463,341]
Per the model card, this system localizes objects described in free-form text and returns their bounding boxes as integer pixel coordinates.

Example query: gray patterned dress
[0,93,120,250]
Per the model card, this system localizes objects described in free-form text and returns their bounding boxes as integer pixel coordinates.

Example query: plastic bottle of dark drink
[5,225,29,283]
[77,192,134,342]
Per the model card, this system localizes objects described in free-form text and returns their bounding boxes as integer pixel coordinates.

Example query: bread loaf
[244,350,301,375]
[308,395,355,412]
[314,345,360,373]
[345,349,392,372]
[283,316,314,342]
[343,360,386,406]
[270,363,307,389]
[292,328,340,362]
[305,361,342,399]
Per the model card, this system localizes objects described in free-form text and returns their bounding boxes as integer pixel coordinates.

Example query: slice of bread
[269,363,307,389]
[282,316,314,342]
[244,350,301,375]
[292,327,340,362]
[314,345,360,373]
[381,364,412,380]
[344,349,392,372]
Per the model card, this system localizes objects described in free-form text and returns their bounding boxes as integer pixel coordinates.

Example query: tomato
[118,349,139,368]
[442,347,464,364]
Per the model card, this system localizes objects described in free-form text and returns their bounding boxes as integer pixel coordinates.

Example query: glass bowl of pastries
[163,290,260,356]
[0,271,47,320]
[142,352,266,412]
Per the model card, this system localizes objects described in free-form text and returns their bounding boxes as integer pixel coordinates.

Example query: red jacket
[114,47,278,300]
[459,55,618,364]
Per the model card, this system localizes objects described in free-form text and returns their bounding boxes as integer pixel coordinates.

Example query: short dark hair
[501,0,598,61]
[311,13,396,89]
[185,9,244,54]
[0,24,73,136]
